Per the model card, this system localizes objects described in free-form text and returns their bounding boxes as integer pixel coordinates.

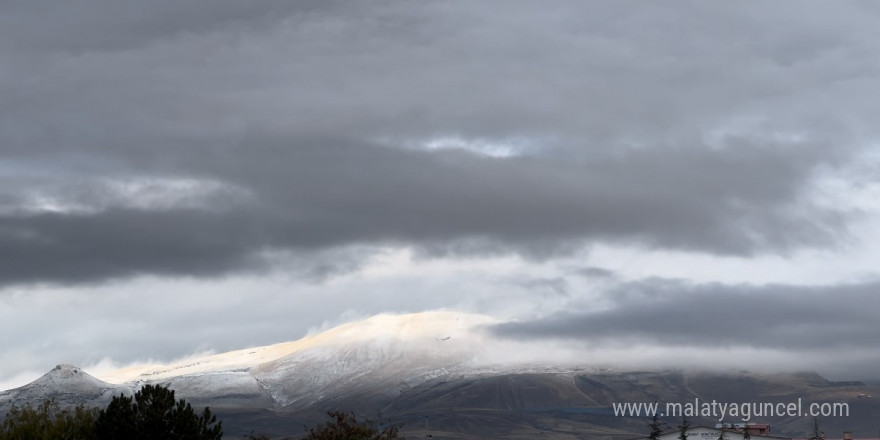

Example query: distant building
[715,423,773,436]
[638,425,791,440]
[793,431,880,440]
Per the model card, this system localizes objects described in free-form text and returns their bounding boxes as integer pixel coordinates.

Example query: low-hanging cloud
[490,278,880,351]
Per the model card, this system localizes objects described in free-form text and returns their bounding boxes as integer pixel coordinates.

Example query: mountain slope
[104,311,493,410]
[3,313,880,440]
[0,364,129,409]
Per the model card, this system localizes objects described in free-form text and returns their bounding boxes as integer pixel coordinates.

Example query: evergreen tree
[95,384,222,440]
[648,411,666,440]
[678,417,691,440]
[808,417,823,440]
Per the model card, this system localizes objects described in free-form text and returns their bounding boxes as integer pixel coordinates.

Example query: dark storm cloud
[1,0,878,286]
[0,208,261,284]
[0,139,847,287]
[490,279,880,350]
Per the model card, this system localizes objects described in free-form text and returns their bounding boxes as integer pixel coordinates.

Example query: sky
[2,0,880,389]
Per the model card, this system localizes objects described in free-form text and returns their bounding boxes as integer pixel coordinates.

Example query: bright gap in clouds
[400,136,543,158]
[1,176,251,215]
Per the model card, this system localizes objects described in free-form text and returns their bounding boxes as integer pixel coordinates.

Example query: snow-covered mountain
[0,364,129,409]
[2,313,879,439]
[1,311,503,411]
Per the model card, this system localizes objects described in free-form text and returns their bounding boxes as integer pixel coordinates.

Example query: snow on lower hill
[0,364,130,410]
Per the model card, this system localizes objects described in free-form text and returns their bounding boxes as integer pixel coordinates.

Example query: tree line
[0,384,401,439]
[0,384,221,440]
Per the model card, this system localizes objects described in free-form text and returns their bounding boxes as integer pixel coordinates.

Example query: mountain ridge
[3,312,879,440]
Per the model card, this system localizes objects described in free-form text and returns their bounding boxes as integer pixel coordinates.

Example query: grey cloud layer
[2,1,878,286]
[490,279,880,350]
[0,141,846,287]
